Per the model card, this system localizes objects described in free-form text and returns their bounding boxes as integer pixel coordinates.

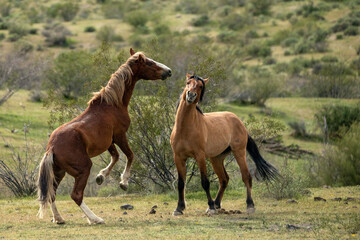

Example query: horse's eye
[186,81,190,85]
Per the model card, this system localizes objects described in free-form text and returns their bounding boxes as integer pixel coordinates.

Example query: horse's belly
[205,140,230,157]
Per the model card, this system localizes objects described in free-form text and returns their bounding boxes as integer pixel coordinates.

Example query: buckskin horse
[37,48,172,224]
[170,74,278,216]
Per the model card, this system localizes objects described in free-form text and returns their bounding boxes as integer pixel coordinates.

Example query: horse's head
[128,48,172,81]
[183,73,209,104]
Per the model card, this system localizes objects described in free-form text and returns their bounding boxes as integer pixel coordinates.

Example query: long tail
[36,151,55,218]
[246,135,280,181]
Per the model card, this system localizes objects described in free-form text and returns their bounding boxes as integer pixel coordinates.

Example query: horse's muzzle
[161,69,172,80]
[186,91,197,103]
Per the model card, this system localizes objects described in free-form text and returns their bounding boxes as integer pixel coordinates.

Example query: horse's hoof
[247,207,255,214]
[119,182,128,191]
[172,210,183,216]
[206,208,218,215]
[52,219,65,224]
[88,218,105,225]
[96,174,104,185]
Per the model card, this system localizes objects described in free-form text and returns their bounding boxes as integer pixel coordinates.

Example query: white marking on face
[148,58,171,71]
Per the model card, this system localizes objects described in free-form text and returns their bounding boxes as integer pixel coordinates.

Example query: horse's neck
[175,100,202,131]
[122,80,137,107]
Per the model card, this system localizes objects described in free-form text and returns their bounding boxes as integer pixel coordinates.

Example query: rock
[152,205,158,209]
[118,218,123,222]
[163,202,169,205]
[286,224,300,230]
[235,210,242,214]
[120,204,134,210]
[345,197,356,201]
[268,224,279,231]
[149,208,156,214]
[123,211,128,215]
[286,199,298,204]
[323,185,331,189]
[331,198,342,201]
[314,197,326,202]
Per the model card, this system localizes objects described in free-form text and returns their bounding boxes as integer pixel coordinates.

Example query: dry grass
[0,186,359,239]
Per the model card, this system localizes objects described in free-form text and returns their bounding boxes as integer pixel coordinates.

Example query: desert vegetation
[0,0,359,238]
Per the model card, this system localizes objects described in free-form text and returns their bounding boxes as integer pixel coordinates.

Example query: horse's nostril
[168,69,172,76]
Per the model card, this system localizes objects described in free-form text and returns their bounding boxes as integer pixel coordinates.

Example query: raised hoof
[119,182,128,191]
[172,210,183,216]
[247,207,256,214]
[206,208,218,215]
[96,174,105,185]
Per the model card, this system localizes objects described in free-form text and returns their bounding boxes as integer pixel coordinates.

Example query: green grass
[0,186,359,239]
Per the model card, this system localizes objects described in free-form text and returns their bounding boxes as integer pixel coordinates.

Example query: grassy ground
[0,186,359,239]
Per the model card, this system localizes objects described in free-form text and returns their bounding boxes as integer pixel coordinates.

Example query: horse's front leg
[96,144,119,185]
[196,154,217,215]
[114,134,134,191]
[173,154,187,216]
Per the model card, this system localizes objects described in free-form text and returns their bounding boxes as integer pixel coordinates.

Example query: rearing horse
[37,48,172,224]
[170,74,278,216]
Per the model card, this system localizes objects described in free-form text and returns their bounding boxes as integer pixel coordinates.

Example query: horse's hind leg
[96,144,119,185]
[115,134,134,191]
[50,168,65,224]
[232,148,255,213]
[209,155,229,209]
[69,156,104,224]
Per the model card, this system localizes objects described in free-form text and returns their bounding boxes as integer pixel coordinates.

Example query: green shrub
[153,24,171,35]
[263,57,276,65]
[317,123,360,186]
[247,43,272,57]
[216,31,238,43]
[315,103,360,138]
[191,15,209,27]
[221,12,249,30]
[282,37,298,47]
[42,22,72,46]
[101,1,127,19]
[96,25,115,42]
[84,26,96,32]
[245,29,259,39]
[0,33,4,41]
[336,34,343,39]
[7,33,21,42]
[14,40,34,54]
[8,21,29,38]
[288,121,307,138]
[29,28,37,34]
[344,26,359,36]
[321,55,338,63]
[259,163,309,200]
[175,0,205,14]
[126,10,148,28]
[247,0,272,16]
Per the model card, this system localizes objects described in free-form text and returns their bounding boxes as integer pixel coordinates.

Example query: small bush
[8,21,29,38]
[191,15,209,27]
[284,50,291,56]
[14,40,34,54]
[260,163,309,200]
[245,29,259,39]
[175,0,205,14]
[263,57,276,65]
[336,34,343,39]
[96,25,115,42]
[0,33,4,41]
[321,55,338,63]
[282,37,298,47]
[221,12,249,30]
[30,90,44,102]
[84,26,96,32]
[59,2,79,21]
[315,103,360,138]
[216,31,238,43]
[289,121,307,138]
[317,123,360,186]
[7,33,21,42]
[247,43,272,57]
[126,10,148,28]
[247,0,272,16]
[153,24,171,35]
[42,22,72,46]
[344,26,359,36]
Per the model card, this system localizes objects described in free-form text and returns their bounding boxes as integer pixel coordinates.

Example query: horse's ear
[186,73,191,79]
[137,53,145,63]
[203,78,209,85]
[130,48,135,56]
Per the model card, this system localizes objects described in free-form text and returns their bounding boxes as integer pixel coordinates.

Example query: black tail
[246,135,279,181]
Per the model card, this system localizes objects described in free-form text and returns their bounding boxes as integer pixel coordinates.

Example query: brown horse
[37,48,172,224]
[170,74,278,216]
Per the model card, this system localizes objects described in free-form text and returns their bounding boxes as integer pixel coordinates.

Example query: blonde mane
[88,53,145,107]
